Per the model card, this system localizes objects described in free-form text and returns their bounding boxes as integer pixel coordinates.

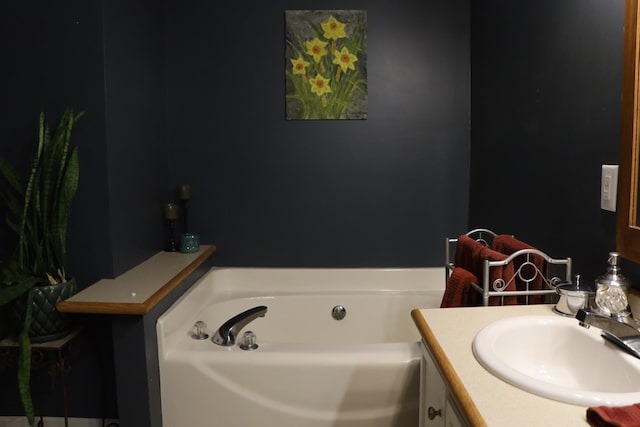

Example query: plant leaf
[17,289,35,427]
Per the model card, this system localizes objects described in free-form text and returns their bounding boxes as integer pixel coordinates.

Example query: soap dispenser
[594,252,632,319]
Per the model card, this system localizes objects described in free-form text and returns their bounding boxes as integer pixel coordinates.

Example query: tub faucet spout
[212,305,267,346]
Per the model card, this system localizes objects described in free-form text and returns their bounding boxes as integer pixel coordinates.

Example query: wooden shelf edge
[57,245,216,315]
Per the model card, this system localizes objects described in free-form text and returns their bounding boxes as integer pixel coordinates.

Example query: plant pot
[9,278,77,343]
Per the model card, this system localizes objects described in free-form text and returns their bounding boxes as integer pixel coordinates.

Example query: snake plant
[0,107,84,426]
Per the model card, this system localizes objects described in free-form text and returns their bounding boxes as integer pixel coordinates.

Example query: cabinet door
[445,394,465,427]
[420,345,446,427]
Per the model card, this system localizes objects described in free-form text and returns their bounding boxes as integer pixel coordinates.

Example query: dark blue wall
[0,0,169,420]
[0,1,113,286]
[165,0,471,267]
[0,1,116,420]
[0,0,170,302]
[469,0,628,285]
[1,0,470,420]
[102,0,170,274]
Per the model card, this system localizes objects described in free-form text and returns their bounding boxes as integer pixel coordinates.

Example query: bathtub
[156,267,444,427]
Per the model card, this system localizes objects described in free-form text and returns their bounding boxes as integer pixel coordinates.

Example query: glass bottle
[595,252,632,318]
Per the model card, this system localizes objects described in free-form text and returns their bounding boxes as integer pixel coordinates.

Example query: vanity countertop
[412,304,591,427]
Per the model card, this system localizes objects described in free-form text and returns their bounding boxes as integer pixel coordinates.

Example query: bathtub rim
[157,266,444,346]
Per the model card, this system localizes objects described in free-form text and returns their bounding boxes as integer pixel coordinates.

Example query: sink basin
[472,315,640,406]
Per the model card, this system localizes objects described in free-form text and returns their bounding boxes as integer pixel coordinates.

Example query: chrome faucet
[576,308,640,359]
[212,305,267,346]
[574,253,640,358]
[576,308,639,337]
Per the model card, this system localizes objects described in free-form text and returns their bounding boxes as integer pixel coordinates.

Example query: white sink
[472,315,640,406]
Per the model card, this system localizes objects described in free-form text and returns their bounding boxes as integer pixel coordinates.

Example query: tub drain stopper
[332,305,347,320]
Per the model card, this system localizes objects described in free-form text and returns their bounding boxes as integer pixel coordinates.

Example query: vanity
[408,0,640,422]
[411,303,640,427]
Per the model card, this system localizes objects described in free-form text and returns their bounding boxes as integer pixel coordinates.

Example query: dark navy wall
[164,0,471,267]
[102,0,170,274]
[1,0,470,420]
[0,0,168,420]
[0,0,169,301]
[469,0,628,285]
[0,1,112,287]
[0,0,116,420]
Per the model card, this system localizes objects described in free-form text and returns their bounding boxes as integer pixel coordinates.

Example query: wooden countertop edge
[57,245,216,315]
[411,309,488,427]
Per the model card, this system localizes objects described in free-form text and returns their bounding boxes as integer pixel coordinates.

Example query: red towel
[454,235,518,306]
[440,267,481,308]
[454,234,478,273]
[478,244,518,306]
[492,234,546,304]
[586,403,640,427]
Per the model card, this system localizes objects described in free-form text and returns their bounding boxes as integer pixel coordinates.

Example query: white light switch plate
[601,164,619,211]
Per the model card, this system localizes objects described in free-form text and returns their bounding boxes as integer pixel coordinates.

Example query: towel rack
[445,228,496,284]
[445,228,572,306]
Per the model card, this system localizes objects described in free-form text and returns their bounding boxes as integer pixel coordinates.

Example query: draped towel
[440,267,481,308]
[451,234,518,306]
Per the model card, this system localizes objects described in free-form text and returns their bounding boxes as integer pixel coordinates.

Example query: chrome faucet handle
[191,321,209,340]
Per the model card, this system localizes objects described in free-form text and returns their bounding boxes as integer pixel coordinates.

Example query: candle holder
[166,219,177,252]
[164,203,179,252]
[178,184,192,234]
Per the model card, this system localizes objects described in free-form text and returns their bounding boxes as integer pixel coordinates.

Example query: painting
[285,10,368,120]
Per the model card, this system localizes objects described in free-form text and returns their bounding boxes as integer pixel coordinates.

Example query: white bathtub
[156,267,444,427]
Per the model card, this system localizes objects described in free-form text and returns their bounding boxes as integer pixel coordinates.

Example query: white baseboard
[0,417,119,427]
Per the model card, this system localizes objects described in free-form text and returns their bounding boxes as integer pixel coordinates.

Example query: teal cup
[179,233,200,253]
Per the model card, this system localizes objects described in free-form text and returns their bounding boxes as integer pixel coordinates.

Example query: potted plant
[0,107,84,426]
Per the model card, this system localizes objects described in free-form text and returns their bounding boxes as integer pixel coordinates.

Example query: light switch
[601,164,619,212]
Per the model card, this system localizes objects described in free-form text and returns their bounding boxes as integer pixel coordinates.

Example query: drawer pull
[428,406,442,420]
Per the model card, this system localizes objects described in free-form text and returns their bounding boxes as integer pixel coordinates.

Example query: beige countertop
[57,245,215,315]
[412,304,592,427]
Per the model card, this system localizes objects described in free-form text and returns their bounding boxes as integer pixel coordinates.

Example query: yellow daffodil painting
[285,10,367,120]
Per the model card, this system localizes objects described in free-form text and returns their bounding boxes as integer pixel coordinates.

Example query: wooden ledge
[57,245,215,315]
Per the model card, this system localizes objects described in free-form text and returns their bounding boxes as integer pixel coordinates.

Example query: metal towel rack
[445,228,572,306]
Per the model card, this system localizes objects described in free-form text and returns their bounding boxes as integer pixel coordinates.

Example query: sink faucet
[574,253,640,358]
[576,308,640,337]
[212,305,267,346]
[576,308,640,359]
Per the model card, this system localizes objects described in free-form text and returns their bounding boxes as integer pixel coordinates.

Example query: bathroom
[0,0,633,425]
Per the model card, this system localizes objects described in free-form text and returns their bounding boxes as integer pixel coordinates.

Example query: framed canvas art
[285,10,368,120]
